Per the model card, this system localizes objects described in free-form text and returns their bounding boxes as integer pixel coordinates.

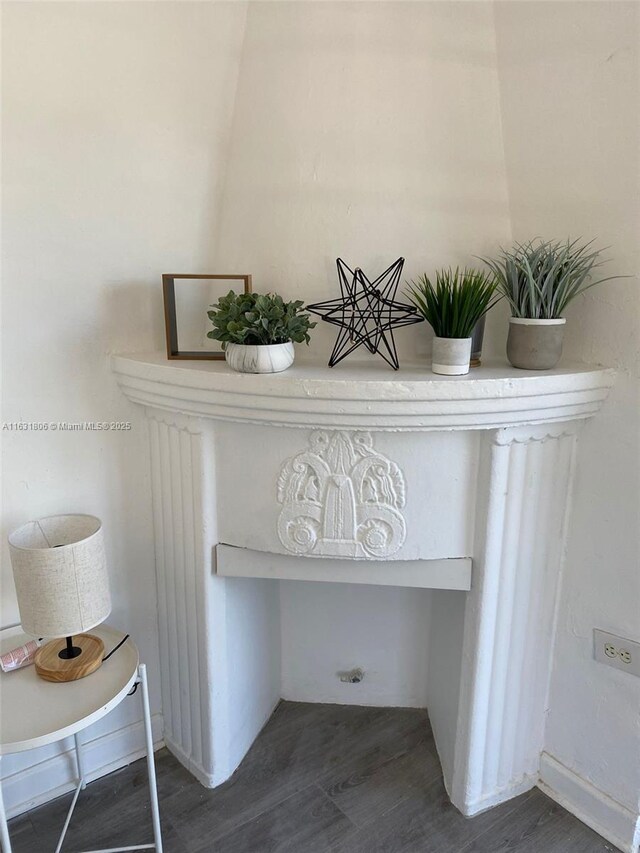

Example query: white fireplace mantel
[113,353,614,817]
[112,353,613,430]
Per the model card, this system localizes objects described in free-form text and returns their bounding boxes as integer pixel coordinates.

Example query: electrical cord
[102,633,130,662]
[101,633,138,695]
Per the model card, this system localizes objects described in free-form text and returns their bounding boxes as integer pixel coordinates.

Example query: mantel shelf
[113,352,614,430]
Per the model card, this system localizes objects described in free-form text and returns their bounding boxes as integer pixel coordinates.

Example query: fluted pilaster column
[450,424,578,815]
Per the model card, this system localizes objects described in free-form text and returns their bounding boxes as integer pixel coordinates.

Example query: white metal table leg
[0,766,12,853]
[138,664,163,853]
[54,780,83,853]
[74,733,87,790]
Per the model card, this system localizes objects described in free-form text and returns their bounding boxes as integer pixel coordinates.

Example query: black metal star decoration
[307,257,423,370]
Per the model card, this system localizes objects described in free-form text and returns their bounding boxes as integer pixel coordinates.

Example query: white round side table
[0,624,163,853]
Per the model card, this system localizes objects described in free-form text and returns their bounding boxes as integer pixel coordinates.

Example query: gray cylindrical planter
[470,315,486,368]
[506,318,566,370]
[431,336,472,376]
[225,342,295,374]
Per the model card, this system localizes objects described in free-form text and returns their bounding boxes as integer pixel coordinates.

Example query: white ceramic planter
[507,318,566,370]
[431,336,472,376]
[225,342,295,374]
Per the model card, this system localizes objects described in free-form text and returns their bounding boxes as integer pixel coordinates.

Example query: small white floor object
[0,624,163,853]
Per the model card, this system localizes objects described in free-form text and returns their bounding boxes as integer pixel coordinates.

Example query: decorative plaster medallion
[276,430,407,558]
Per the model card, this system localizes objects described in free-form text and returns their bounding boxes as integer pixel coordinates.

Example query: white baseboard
[539,752,640,853]
[2,713,164,820]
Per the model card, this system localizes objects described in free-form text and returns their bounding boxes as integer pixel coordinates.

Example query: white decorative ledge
[112,352,614,430]
[216,545,472,590]
[113,352,614,816]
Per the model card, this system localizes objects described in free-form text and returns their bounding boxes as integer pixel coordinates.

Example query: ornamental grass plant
[481,238,620,320]
[406,267,499,339]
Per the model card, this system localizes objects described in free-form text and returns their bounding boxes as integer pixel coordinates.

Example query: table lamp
[8,514,112,682]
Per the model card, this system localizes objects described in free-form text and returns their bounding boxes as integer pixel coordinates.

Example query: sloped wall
[214,0,512,363]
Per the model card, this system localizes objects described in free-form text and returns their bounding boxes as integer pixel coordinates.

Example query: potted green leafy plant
[482,238,620,370]
[207,291,315,374]
[406,267,499,375]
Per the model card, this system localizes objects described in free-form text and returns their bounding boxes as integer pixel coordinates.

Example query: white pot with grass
[483,238,624,371]
[432,336,473,375]
[406,267,499,377]
[207,291,315,375]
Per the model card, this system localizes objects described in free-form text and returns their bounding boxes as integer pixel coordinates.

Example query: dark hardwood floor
[8,701,619,853]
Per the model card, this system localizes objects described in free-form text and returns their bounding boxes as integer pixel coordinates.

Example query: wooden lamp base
[34,634,105,682]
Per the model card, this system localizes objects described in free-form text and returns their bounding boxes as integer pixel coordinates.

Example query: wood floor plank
[328,775,533,853]
[191,784,356,853]
[321,737,442,828]
[164,702,430,848]
[8,703,618,853]
[260,702,432,774]
[19,750,189,853]
[459,788,621,853]
[3,813,39,853]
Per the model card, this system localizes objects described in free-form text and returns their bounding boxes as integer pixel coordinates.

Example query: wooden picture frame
[162,273,252,360]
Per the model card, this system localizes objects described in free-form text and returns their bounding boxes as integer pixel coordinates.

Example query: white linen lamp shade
[8,514,112,681]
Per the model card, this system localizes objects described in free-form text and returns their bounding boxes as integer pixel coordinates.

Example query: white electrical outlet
[594,629,640,677]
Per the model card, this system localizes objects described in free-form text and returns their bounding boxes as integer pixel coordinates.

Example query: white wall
[1,0,247,815]
[494,1,640,844]
[281,581,432,706]
[214,0,512,363]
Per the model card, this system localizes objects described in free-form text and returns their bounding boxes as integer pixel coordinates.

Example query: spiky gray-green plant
[208,291,315,346]
[482,238,620,320]
[405,267,499,339]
